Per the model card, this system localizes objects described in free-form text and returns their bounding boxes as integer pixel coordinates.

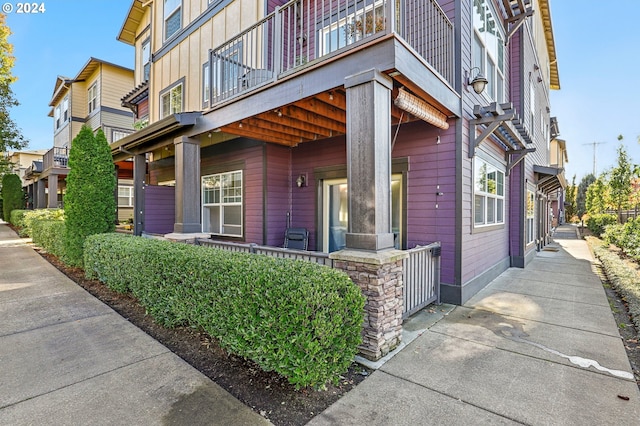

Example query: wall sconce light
[296,173,307,188]
[467,67,488,94]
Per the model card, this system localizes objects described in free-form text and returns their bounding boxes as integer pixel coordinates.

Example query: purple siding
[265,144,292,246]
[144,185,175,234]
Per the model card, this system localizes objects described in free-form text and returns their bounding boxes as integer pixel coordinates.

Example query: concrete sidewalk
[0,222,270,425]
[311,224,640,425]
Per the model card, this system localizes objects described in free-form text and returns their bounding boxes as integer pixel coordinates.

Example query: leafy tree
[577,173,595,217]
[565,174,577,222]
[63,126,116,266]
[585,175,608,215]
[0,15,27,153]
[609,143,634,222]
[1,173,23,221]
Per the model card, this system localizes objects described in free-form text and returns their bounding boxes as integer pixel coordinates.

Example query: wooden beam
[219,123,305,146]
[256,110,335,138]
[314,90,347,111]
[294,98,346,125]
[243,117,319,141]
[283,105,346,134]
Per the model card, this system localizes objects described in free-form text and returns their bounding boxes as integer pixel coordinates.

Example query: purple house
[113,0,564,360]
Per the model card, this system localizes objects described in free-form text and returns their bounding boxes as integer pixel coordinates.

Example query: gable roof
[539,0,559,90]
[117,0,147,46]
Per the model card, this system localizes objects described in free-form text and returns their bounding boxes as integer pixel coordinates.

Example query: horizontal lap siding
[393,120,457,286]
[144,185,175,234]
[265,144,291,247]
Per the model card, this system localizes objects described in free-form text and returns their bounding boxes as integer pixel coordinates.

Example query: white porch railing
[209,0,454,104]
[196,238,441,317]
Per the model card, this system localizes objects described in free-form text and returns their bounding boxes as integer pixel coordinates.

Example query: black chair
[284,228,309,250]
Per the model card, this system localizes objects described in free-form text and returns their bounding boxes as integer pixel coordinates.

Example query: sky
[5,0,640,183]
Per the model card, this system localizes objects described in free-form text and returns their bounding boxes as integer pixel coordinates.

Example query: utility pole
[582,141,606,175]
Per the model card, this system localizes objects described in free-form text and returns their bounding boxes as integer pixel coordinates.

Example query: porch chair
[284,227,309,251]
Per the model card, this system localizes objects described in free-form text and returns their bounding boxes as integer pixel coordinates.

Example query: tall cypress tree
[63,126,116,266]
[1,173,23,221]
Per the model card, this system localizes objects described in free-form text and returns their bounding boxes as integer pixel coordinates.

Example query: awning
[111,112,201,161]
[534,165,566,193]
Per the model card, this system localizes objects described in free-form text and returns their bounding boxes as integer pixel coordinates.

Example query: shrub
[31,220,66,258]
[64,126,116,266]
[10,209,28,227]
[586,213,617,237]
[1,173,23,221]
[603,218,640,262]
[84,233,365,389]
[17,208,64,237]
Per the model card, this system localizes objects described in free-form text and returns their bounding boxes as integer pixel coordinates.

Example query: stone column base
[330,249,407,361]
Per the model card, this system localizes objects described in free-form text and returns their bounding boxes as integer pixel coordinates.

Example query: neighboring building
[25,58,135,220]
[3,149,48,183]
[113,0,565,359]
[546,118,568,227]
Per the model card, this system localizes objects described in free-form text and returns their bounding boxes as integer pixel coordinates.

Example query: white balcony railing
[209,0,453,104]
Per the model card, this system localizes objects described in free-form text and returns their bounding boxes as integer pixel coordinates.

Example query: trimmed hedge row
[31,220,66,258]
[9,209,27,228]
[11,208,64,237]
[84,233,365,389]
[602,218,640,262]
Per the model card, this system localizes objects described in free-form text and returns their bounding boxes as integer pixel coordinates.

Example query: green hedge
[10,209,28,228]
[31,220,66,258]
[17,209,64,237]
[84,233,365,389]
[2,173,23,222]
[586,213,618,237]
[603,217,640,262]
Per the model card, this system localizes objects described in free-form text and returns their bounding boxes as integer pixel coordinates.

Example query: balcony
[208,0,454,105]
[43,147,69,171]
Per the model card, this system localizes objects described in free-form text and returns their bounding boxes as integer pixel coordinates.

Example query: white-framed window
[526,189,535,244]
[142,39,151,81]
[88,83,98,114]
[118,186,134,207]
[54,105,61,129]
[474,157,505,227]
[112,129,131,142]
[202,170,243,237]
[317,1,385,56]
[164,0,182,40]
[472,0,505,102]
[160,80,183,118]
[62,96,69,122]
[321,175,402,252]
[202,62,210,107]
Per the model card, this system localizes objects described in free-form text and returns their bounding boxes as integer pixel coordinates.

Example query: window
[202,62,210,107]
[112,129,131,142]
[164,0,181,40]
[318,1,385,56]
[62,96,69,122]
[321,175,402,252]
[526,189,535,244]
[160,81,183,118]
[142,39,151,81]
[474,157,505,227]
[88,83,98,114]
[202,171,243,236]
[118,186,134,207]
[472,0,505,101]
[54,105,61,129]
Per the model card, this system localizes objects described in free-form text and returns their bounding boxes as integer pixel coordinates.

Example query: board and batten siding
[101,67,135,110]
[264,143,292,247]
[149,0,264,123]
[144,185,176,234]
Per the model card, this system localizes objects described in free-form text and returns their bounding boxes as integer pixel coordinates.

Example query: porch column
[36,179,46,209]
[344,69,394,251]
[173,136,201,233]
[133,154,146,236]
[330,69,406,361]
[47,175,58,208]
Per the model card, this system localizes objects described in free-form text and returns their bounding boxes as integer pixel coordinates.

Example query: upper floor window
[112,129,132,142]
[142,39,151,81]
[164,0,182,40]
[202,62,210,108]
[472,0,505,102]
[62,96,69,122]
[160,80,183,118]
[474,157,505,227]
[54,105,61,129]
[88,83,98,114]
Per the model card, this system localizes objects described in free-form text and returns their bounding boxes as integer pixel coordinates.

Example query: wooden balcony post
[344,68,394,251]
[47,175,58,208]
[173,136,201,233]
[36,179,46,209]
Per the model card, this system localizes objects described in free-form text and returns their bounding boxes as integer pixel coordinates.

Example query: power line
[582,141,607,176]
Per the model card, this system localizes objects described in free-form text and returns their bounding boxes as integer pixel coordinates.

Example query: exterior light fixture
[296,173,307,188]
[468,67,488,94]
